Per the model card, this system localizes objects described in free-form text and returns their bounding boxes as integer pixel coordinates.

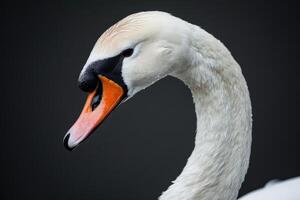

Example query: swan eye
[122,48,134,57]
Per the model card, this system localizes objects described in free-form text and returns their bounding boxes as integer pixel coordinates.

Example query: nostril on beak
[63,133,74,151]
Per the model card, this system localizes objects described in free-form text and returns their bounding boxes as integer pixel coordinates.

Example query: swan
[63,11,300,200]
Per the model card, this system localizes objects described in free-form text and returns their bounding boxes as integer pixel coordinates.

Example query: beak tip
[63,133,76,151]
[64,76,125,151]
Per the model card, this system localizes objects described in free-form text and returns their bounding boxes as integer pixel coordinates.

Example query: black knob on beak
[78,69,98,92]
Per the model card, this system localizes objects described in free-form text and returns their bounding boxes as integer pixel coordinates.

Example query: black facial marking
[122,48,134,57]
[78,52,128,95]
[78,68,98,92]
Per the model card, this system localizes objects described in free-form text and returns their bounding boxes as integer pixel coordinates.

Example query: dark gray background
[1,0,299,199]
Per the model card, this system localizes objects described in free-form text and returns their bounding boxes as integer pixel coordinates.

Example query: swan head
[64,11,192,150]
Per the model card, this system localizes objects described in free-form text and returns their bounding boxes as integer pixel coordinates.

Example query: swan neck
[160,26,252,200]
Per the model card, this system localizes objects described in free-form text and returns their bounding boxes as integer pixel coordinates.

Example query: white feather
[82,11,300,200]
[239,177,300,200]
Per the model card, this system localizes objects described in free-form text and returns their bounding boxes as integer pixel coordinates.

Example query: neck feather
[159,25,252,200]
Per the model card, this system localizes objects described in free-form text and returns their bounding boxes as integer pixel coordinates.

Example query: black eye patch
[91,54,122,74]
[78,51,129,94]
[122,48,134,57]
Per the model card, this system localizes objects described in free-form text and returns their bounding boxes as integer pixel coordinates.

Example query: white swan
[63,11,300,200]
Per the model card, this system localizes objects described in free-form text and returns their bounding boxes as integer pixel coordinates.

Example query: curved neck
[159,26,252,200]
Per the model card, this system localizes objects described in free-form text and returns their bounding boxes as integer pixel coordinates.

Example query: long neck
[159,25,252,200]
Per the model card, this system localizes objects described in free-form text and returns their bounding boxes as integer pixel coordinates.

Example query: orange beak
[64,75,124,150]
